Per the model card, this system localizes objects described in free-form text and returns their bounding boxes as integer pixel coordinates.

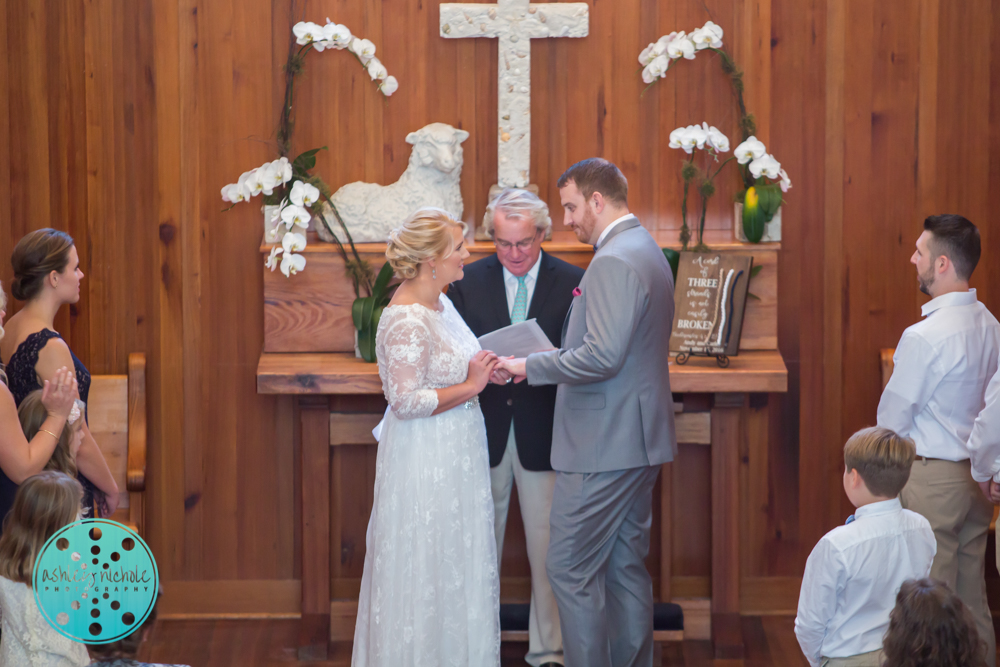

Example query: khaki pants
[820,649,883,667]
[490,426,563,667]
[901,458,996,666]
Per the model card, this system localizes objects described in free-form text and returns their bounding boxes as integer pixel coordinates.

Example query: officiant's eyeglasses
[494,231,541,252]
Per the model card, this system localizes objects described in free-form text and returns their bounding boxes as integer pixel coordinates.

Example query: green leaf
[372,262,395,300]
[292,146,327,173]
[747,291,761,301]
[750,264,763,279]
[361,294,376,333]
[351,296,366,330]
[662,248,680,283]
[758,184,782,222]
[359,323,377,362]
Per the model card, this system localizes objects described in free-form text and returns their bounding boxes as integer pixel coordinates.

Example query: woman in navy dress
[0,229,118,519]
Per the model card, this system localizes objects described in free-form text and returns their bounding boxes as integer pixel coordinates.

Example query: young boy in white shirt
[795,427,936,667]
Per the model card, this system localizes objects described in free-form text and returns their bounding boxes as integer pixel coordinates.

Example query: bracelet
[38,428,61,440]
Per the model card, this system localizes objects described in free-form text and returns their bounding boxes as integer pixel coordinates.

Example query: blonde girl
[0,471,89,666]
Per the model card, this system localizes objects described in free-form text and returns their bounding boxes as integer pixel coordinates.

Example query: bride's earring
[432,266,437,280]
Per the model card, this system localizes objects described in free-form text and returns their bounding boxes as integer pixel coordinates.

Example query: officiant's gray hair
[482,188,552,239]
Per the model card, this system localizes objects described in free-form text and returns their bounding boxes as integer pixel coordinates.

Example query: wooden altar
[256,231,787,661]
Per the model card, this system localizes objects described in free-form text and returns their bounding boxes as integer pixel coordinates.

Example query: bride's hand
[490,356,514,384]
[467,351,499,393]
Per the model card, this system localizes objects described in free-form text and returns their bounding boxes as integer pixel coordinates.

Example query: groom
[500,158,677,667]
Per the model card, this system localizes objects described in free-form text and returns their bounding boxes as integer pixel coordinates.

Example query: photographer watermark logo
[33,519,158,643]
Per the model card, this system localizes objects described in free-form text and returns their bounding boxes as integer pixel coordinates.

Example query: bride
[352,207,502,666]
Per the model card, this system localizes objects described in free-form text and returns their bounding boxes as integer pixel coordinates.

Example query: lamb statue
[317,122,469,243]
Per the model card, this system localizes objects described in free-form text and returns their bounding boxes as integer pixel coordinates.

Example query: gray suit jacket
[525,216,677,473]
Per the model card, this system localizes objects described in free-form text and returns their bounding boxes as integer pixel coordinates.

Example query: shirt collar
[921,288,978,317]
[502,250,544,285]
[595,213,635,250]
[853,497,902,520]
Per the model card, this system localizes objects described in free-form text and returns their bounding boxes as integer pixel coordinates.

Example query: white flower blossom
[265,246,283,271]
[272,157,292,185]
[638,34,673,66]
[366,57,388,81]
[666,32,696,60]
[350,38,376,64]
[379,75,399,96]
[703,123,730,153]
[293,22,323,46]
[734,136,767,164]
[779,168,792,193]
[281,231,307,253]
[690,21,724,50]
[642,55,669,84]
[280,253,306,277]
[325,23,352,49]
[245,169,264,197]
[749,153,782,179]
[290,181,320,207]
[281,204,312,229]
[221,183,246,203]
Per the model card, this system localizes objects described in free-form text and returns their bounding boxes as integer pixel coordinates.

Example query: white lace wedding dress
[352,293,500,667]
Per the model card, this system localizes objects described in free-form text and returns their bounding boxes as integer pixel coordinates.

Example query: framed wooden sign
[669,252,754,357]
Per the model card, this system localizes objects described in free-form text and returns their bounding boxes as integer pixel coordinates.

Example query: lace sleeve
[379,316,440,420]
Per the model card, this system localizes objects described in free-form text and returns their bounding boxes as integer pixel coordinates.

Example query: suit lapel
[485,255,511,329]
[525,251,556,321]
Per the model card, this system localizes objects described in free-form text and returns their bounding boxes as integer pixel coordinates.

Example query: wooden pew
[87,353,147,536]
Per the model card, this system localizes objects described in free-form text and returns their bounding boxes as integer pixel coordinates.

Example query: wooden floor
[138,617,810,666]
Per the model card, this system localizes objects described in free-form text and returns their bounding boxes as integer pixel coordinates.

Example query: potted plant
[220,18,399,361]
[639,21,791,246]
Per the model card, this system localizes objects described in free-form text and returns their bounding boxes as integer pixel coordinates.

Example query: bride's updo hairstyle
[385,207,468,280]
[11,228,75,301]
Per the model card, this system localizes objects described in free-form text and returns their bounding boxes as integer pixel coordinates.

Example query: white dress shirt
[794,499,936,666]
[594,213,636,250]
[877,289,1000,461]
[502,251,543,318]
[968,363,1000,482]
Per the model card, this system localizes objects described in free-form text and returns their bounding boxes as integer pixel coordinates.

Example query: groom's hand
[498,358,527,383]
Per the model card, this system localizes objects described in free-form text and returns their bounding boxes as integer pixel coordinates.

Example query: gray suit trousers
[546,465,661,667]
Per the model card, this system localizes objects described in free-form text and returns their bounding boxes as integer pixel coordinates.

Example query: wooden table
[258,349,787,660]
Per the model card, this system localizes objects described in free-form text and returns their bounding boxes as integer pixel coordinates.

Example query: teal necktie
[511,276,528,324]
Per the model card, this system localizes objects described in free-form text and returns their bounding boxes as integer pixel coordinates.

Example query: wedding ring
[505,377,511,384]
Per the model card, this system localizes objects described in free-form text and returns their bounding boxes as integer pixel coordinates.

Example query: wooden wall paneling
[769,0,828,573]
[989,0,1000,319]
[0,4,9,260]
[673,442,711,580]
[152,0,186,580]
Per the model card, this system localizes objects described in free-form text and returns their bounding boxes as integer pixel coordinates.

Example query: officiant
[449,188,583,667]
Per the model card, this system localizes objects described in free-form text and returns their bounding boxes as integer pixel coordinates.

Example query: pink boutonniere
[572,287,582,297]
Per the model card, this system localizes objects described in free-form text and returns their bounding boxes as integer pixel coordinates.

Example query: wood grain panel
[4,0,1000,617]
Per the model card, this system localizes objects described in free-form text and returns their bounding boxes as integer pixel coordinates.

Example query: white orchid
[281,204,312,229]
[379,75,398,96]
[281,232,308,254]
[280,253,306,277]
[778,168,792,193]
[293,22,323,46]
[703,123,730,153]
[366,57,388,81]
[734,136,767,164]
[221,182,246,203]
[666,32,696,60]
[638,34,674,66]
[325,22,352,49]
[274,157,292,184]
[690,21,724,50]
[642,55,669,84]
[265,246,283,271]
[350,38,376,64]
[749,153,782,179]
[289,181,320,208]
[244,169,265,197]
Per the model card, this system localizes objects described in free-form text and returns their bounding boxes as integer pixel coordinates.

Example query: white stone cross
[440,0,589,188]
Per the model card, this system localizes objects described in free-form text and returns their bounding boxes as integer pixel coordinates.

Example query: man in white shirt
[449,188,584,667]
[877,214,1000,664]
[796,427,935,667]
